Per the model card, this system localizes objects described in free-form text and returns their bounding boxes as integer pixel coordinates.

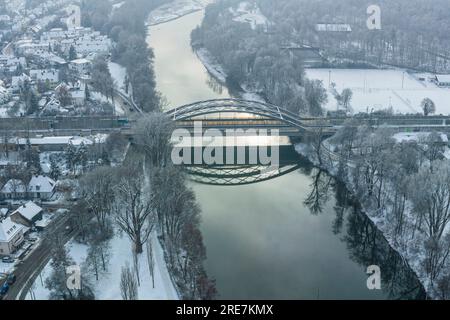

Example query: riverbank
[194,46,265,102]
[295,141,436,298]
[147,0,212,26]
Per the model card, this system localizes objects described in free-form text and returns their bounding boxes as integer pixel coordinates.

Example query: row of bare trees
[327,121,450,298]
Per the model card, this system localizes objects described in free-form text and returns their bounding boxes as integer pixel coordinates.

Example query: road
[1,209,79,300]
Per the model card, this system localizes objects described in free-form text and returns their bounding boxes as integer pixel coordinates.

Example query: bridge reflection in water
[178,142,303,186]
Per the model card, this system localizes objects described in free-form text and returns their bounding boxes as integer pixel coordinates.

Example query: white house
[11,73,32,91]
[0,217,25,256]
[30,69,59,83]
[61,5,81,29]
[27,175,56,200]
[315,23,352,32]
[0,179,27,200]
[435,75,450,88]
[68,58,91,76]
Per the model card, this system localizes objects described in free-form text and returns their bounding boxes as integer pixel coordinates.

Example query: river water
[147,10,425,299]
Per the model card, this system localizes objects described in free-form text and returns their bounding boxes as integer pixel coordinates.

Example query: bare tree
[146,237,155,289]
[120,263,138,300]
[409,161,450,239]
[133,250,141,286]
[134,113,175,167]
[114,158,156,254]
[79,167,116,233]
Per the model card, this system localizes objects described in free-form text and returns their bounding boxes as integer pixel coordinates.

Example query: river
[147,10,425,300]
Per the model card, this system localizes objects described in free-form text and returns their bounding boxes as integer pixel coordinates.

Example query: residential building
[27,175,56,200]
[315,23,352,32]
[10,201,43,227]
[30,69,59,83]
[68,58,91,76]
[0,217,25,256]
[0,179,26,200]
[435,75,450,87]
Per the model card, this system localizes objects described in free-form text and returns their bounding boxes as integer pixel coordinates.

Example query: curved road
[1,209,81,300]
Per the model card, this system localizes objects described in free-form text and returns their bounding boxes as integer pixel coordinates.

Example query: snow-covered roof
[16,136,93,146]
[393,132,449,143]
[436,75,450,83]
[0,217,24,242]
[1,179,26,194]
[28,175,56,193]
[70,58,91,65]
[13,201,43,221]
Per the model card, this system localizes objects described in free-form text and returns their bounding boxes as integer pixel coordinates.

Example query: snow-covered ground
[26,232,178,300]
[305,68,450,115]
[147,0,213,26]
[229,1,270,30]
[108,62,127,95]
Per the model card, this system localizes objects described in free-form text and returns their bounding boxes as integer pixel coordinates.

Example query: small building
[0,179,27,200]
[435,75,450,87]
[315,23,352,33]
[27,175,56,201]
[15,135,93,152]
[68,58,91,76]
[30,69,59,83]
[0,217,25,256]
[10,201,43,228]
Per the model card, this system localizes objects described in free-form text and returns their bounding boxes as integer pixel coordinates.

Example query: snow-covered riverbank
[147,0,213,26]
[26,232,179,300]
[295,140,442,299]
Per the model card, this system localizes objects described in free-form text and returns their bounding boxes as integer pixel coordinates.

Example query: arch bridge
[165,99,314,137]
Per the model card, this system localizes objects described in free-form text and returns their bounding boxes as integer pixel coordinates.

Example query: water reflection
[304,170,426,300]
[184,152,425,299]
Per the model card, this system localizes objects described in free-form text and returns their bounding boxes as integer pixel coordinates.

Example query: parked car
[6,274,16,285]
[1,256,14,264]
[0,282,9,295]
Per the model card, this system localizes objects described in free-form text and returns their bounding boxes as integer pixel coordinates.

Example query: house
[0,84,10,103]
[10,201,43,227]
[61,5,81,30]
[435,75,450,88]
[55,81,86,106]
[11,73,31,92]
[15,136,94,152]
[27,175,56,200]
[0,179,26,200]
[315,23,352,33]
[30,69,59,83]
[0,217,25,256]
[68,58,91,76]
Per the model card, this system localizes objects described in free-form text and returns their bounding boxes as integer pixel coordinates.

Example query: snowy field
[147,0,213,26]
[26,232,178,300]
[305,68,450,115]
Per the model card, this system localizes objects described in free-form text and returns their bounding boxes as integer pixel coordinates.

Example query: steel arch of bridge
[184,164,301,186]
[166,99,306,130]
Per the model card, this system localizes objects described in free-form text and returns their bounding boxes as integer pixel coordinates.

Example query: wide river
[147,10,425,299]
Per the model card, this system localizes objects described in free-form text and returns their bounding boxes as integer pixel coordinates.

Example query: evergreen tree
[49,158,61,180]
[69,45,77,61]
